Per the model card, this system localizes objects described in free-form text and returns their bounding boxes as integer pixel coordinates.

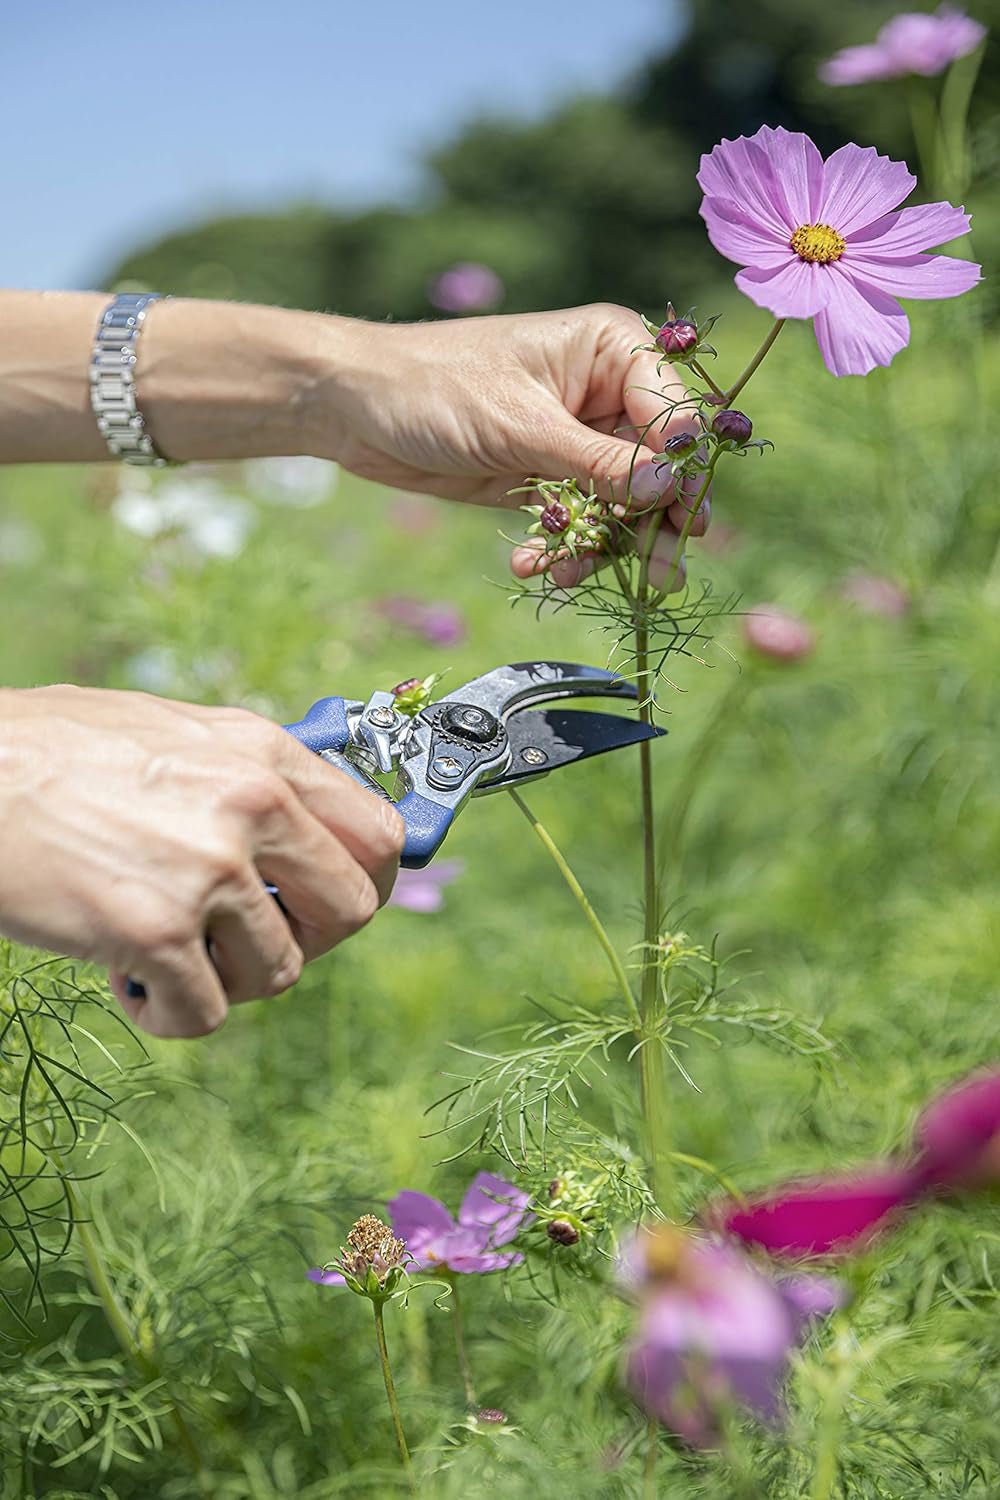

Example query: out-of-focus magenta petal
[735,257,831,319]
[388,1190,457,1254]
[386,860,465,914]
[722,1168,918,1256]
[448,1250,524,1274]
[820,145,916,236]
[820,43,897,85]
[913,1069,1000,1189]
[306,1267,347,1286]
[697,136,794,238]
[881,6,985,75]
[776,1274,845,1333]
[844,251,982,300]
[848,200,972,254]
[458,1171,532,1244]
[699,198,790,268]
[813,269,910,376]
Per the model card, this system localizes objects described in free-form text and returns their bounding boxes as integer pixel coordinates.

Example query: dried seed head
[340,1215,407,1284]
[547,1218,580,1246]
[655,319,699,359]
[711,408,753,446]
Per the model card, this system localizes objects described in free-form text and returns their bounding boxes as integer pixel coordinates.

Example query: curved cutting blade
[477,708,665,793]
[437,661,637,718]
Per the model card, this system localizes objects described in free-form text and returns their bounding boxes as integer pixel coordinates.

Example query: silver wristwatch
[89,292,169,465]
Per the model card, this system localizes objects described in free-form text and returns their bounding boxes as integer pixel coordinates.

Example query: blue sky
[2,0,682,291]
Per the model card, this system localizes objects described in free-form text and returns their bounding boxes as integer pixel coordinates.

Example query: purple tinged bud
[711,409,753,446]
[540,500,572,535]
[476,1408,507,1424]
[547,1178,564,1200]
[655,320,698,358]
[661,431,699,460]
[547,1219,580,1246]
[393,678,422,697]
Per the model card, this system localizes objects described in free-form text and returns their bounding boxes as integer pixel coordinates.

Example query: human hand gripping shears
[125,661,664,999]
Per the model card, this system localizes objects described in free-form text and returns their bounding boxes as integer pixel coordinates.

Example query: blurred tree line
[109,0,999,319]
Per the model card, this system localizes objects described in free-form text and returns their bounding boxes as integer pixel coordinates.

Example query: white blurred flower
[244,456,337,508]
[125,645,179,693]
[112,476,255,559]
[0,517,43,566]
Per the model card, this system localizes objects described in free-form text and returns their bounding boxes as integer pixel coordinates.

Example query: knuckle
[227,767,291,823]
[345,875,380,935]
[125,903,192,958]
[265,946,304,997]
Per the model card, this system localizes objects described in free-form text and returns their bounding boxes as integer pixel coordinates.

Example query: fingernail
[629,461,666,506]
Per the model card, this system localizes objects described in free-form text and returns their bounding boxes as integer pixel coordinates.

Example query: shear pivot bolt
[521,747,547,765]
[368,706,397,728]
[432,754,464,780]
[441,703,498,742]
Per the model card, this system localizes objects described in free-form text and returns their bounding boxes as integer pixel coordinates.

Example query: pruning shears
[283,660,664,868]
[125,661,663,999]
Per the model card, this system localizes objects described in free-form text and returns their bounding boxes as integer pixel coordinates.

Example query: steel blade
[479,708,665,792]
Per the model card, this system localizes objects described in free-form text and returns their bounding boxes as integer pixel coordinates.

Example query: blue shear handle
[395,791,454,870]
[283,698,452,868]
[283,696,351,755]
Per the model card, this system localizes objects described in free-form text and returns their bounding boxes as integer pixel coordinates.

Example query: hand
[320,303,711,592]
[0,686,404,1038]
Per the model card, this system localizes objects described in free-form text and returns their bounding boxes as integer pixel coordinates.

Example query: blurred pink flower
[698,125,980,376]
[743,605,815,662]
[719,1067,1000,1258]
[387,493,440,536]
[820,6,986,85]
[375,595,466,647]
[625,1233,840,1446]
[388,1171,532,1274]
[387,859,465,913]
[428,262,504,314]
[840,572,910,617]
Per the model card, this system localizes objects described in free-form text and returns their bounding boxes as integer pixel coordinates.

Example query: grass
[0,297,998,1498]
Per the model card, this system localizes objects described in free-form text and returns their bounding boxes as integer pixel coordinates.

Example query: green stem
[809,1316,852,1500]
[907,78,941,194]
[690,358,725,401]
[373,1300,414,1482]
[59,1166,206,1478]
[449,1279,476,1408]
[508,788,641,1029]
[724,320,785,406]
[643,1416,659,1498]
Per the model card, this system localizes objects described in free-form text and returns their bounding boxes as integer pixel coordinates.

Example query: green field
[1,300,998,1498]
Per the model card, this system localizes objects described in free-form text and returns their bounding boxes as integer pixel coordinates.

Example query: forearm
[0,291,359,464]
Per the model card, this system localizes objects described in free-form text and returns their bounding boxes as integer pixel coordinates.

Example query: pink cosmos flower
[820,6,986,85]
[840,572,910,617]
[428,262,504,314]
[387,1172,532,1274]
[698,125,981,376]
[375,595,466,648]
[719,1067,1000,1257]
[386,859,465,914]
[743,604,815,662]
[625,1235,840,1446]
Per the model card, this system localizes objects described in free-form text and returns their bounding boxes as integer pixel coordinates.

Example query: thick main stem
[373,1301,414,1481]
[508,788,641,1028]
[724,319,785,405]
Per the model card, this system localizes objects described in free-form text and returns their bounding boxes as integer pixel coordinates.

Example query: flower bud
[547,1177,564,1200]
[476,1407,508,1425]
[661,430,699,460]
[392,678,422,697]
[546,1218,580,1246]
[540,500,572,535]
[743,606,815,663]
[711,409,753,446]
[655,320,698,359]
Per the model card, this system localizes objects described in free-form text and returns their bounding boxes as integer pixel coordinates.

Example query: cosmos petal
[306,1267,347,1286]
[700,197,792,268]
[458,1171,532,1244]
[722,1168,917,1255]
[813,267,910,376]
[698,136,796,238]
[735,257,831,319]
[844,250,981,300]
[847,200,972,254]
[820,145,916,236]
[388,1190,457,1250]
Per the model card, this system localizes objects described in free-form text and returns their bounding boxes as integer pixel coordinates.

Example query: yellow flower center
[790,223,846,264]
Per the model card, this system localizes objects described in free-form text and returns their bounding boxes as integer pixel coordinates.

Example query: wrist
[139,299,360,463]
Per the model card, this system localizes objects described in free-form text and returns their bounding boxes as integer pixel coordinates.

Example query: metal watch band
[89,292,169,466]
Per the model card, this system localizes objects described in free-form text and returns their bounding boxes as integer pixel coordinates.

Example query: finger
[207,878,304,1005]
[521,399,667,509]
[253,809,381,961]
[510,539,599,588]
[644,525,688,595]
[208,715,404,901]
[667,493,712,538]
[109,942,229,1040]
